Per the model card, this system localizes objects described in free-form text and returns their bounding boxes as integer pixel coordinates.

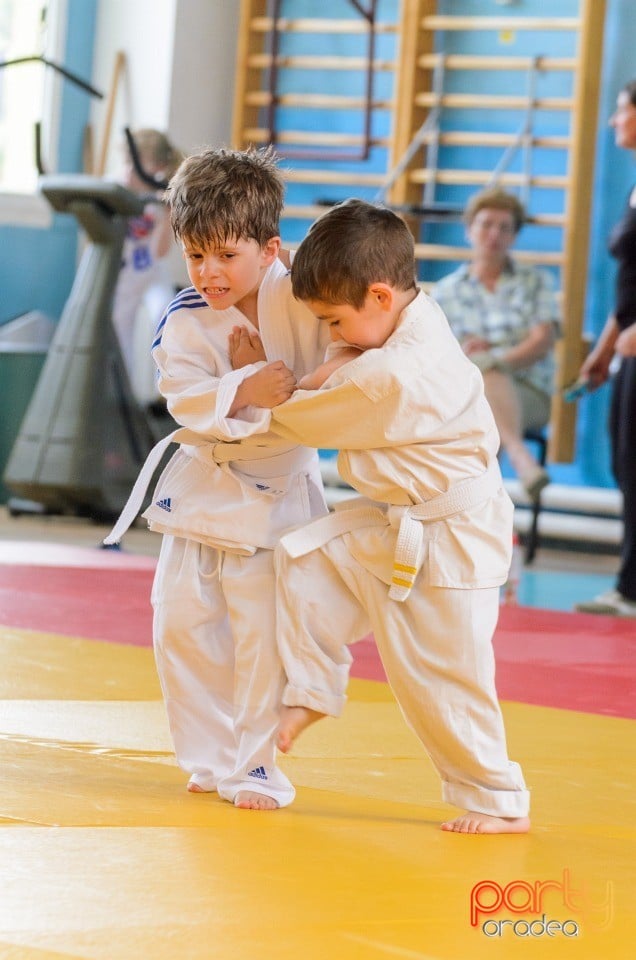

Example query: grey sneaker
[575,588,636,617]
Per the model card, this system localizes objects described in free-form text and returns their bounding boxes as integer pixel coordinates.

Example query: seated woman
[432,187,560,501]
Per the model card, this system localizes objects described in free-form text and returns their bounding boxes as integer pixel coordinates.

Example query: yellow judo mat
[0,624,634,960]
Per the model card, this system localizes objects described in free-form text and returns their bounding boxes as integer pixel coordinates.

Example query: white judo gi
[244,291,530,817]
[107,259,330,806]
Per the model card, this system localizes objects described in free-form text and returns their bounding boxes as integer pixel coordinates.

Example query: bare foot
[277,705,325,753]
[234,791,279,811]
[187,782,207,793]
[441,812,531,835]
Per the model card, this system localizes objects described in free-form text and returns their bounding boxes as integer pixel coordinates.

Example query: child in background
[239,199,531,834]
[111,128,184,399]
[105,147,330,810]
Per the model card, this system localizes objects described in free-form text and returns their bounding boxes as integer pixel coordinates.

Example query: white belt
[104,428,186,545]
[279,463,502,602]
[206,440,301,465]
[198,440,316,479]
[279,500,388,558]
[387,463,501,600]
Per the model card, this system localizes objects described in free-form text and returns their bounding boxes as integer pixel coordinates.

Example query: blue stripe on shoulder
[152,286,207,350]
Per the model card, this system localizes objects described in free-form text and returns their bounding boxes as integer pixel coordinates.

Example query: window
[0,0,65,222]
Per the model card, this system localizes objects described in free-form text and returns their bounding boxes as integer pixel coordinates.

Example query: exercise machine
[1,52,175,521]
[3,173,174,521]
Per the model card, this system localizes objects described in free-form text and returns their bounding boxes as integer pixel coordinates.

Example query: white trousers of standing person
[152,535,295,807]
[274,533,530,818]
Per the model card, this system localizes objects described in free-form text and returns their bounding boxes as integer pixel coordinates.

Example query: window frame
[0,0,68,227]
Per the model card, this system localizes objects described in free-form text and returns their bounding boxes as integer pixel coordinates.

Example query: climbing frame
[232,0,607,461]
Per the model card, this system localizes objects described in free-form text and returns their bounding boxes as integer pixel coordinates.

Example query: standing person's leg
[576,359,636,615]
[216,549,295,810]
[111,299,137,385]
[364,576,530,833]
[152,536,236,792]
[612,359,636,602]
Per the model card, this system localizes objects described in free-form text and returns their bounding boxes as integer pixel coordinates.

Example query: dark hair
[464,187,526,233]
[621,79,636,107]
[291,199,417,308]
[166,146,284,247]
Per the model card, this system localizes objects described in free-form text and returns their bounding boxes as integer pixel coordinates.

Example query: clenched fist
[229,361,297,414]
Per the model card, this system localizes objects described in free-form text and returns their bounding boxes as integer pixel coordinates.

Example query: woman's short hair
[464,187,526,234]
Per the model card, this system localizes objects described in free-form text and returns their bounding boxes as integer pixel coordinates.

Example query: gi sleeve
[270,378,389,450]
[153,317,271,441]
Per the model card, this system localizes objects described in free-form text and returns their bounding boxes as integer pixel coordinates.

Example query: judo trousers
[275,535,530,818]
[152,535,295,807]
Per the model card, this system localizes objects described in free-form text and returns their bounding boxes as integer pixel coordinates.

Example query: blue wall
[277,0,399,240]
[0,0,98,326]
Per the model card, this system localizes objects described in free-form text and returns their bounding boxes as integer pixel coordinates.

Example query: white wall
[91,0,178,173]
[90,0,241,284]
[91,0,240,171]
[169,0,241,154]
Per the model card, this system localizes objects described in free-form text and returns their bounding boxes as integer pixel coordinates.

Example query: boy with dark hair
[244,199,531,833]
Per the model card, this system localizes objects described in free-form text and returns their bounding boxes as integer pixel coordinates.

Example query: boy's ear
[368,283,393,309]
[262,236,281,264]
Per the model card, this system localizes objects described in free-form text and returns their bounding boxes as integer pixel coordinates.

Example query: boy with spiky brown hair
[106,147,329,810]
